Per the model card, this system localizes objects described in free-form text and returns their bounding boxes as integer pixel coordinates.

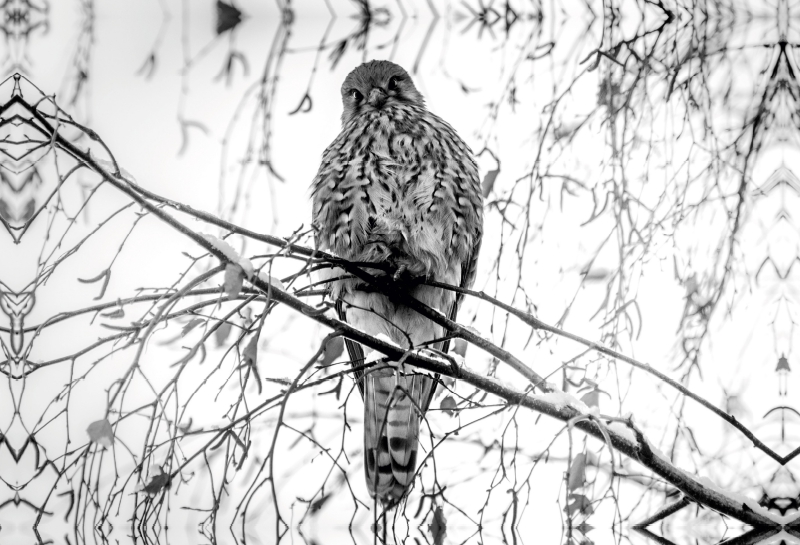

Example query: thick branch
[17,95,782,528]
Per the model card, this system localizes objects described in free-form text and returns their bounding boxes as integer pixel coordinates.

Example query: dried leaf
[87,419,114,447]
[310,493,330,514]
[440,395,457,416]
[178,417,193,434]
[142,466,170,495]
[452,338,468,358]
[568,453,587,491]
[101,308,124,319]
[430,506,447,545]
[242,335,261,394]
[482,168,499,198]
[320,336,344,366]
[243,336,258,367]
[580,389,600,408]
[215,322,232,346]
[224,263,244,300]
[216,0,243,35]
[181,318,205,337]
[566,493,594,517]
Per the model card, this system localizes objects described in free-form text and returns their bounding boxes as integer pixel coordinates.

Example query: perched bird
[311,60,483,504]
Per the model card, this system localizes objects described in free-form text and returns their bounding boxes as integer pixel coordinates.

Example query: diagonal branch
[13,89,788,529]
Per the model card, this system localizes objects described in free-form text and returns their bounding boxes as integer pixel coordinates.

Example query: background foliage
[1,1,799,544]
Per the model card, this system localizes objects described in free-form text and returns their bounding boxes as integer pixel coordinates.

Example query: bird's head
[340,60,425,125]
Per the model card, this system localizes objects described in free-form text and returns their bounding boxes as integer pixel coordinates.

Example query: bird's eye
[350,89,363,101]
[388,76,401,91]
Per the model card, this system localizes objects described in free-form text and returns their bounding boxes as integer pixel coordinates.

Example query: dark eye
[350,89,363,101]
[388,76,401,91]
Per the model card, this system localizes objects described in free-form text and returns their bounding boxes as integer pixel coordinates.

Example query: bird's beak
[368,87,388,108]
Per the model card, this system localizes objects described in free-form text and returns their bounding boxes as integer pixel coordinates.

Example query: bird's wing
[336,299,366,399]
[419,230,482,413]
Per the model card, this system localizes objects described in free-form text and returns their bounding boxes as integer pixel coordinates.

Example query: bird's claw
[393,264,407,282]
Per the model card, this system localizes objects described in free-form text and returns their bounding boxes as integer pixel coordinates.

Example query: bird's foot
[392,264,408,282]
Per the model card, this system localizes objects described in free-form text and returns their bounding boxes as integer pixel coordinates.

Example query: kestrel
[311,60,483,504]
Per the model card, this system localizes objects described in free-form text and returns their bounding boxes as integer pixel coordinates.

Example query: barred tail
[363,368,433,504]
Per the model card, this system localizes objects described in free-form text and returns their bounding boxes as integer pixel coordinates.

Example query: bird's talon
[393,265,407,282]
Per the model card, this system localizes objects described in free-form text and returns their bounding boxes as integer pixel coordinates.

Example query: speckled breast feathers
[312,64,482,296]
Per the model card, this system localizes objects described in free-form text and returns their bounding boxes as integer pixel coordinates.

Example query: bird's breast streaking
[312,101,481,294]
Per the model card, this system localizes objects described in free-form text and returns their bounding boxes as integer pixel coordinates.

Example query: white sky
[1,0,799,543]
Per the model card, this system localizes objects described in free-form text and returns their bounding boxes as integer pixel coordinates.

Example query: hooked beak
[368,87,388,108]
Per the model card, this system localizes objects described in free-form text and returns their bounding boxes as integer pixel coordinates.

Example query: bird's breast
[313,105,481,282]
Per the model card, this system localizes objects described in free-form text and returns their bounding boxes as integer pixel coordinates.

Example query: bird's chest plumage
[312,105,481,280]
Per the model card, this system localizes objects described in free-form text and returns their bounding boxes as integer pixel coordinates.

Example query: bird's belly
[352,160,453,279]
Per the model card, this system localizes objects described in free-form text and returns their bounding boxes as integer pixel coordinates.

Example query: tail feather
[337,295,457,505]
[364,369,397,498]
[363,367,434,504]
